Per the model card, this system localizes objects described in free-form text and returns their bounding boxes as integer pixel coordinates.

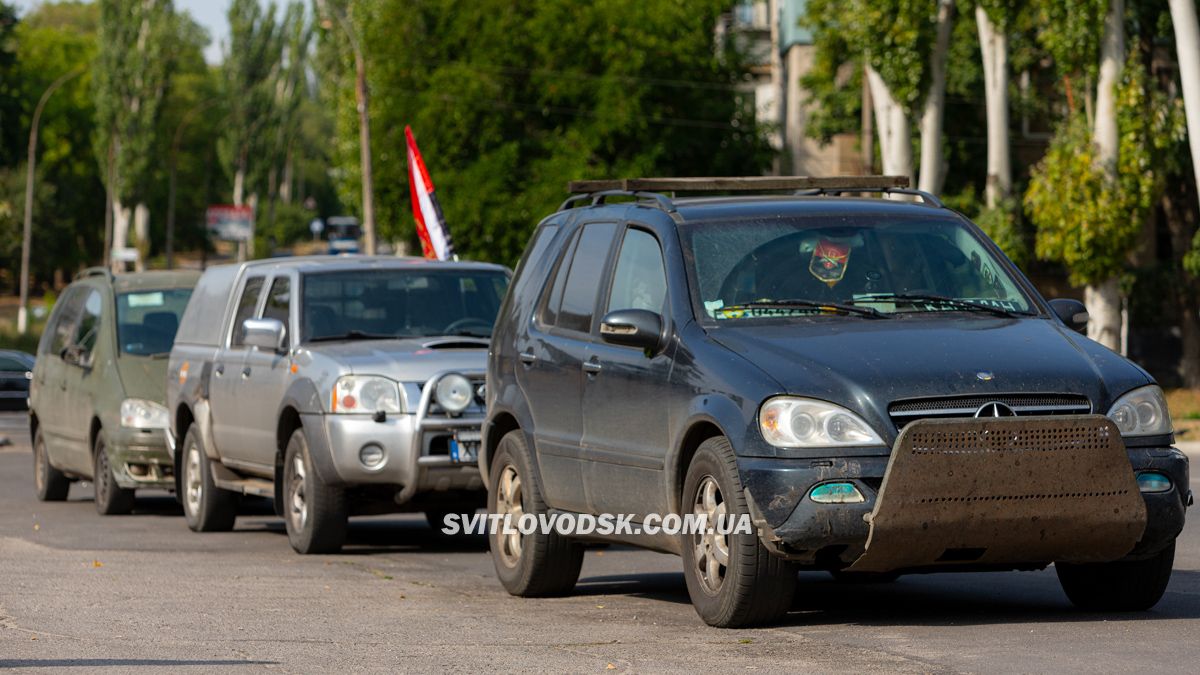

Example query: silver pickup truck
[166,256,509,553]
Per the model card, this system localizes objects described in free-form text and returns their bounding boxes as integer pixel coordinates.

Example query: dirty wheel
[283,428,346,554]
[487,430,583,596]
[93,435,135,515]
[33,427,69,502]
[1057,541,1175,611]
[681,436,796,628]
[181,427,237,532]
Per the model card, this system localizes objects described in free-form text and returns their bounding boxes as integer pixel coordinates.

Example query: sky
[12,0,247,64]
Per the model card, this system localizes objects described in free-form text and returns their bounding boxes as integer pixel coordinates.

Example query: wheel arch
[670,418,727,515]
[483,410,521,483]
[274,405,304,515]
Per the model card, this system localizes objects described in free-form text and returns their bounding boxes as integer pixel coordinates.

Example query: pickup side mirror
[1048,298,1088,333]
[242,318,287,352]
[600,309,665,353]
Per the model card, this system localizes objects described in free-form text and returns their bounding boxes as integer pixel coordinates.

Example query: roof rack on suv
[74,266,114,281]
[559,175,942,213]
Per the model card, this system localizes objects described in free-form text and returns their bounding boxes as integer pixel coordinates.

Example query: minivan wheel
[487,430,584,596]
[33,427,70,502]
[680,437,796,628]
[1056,541,1175,611]
[93,435,135,515]
[282,428,347,554]
[181,427,237,532]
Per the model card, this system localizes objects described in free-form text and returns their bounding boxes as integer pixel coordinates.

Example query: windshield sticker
[126,292,164,308]
[809,239,850,288]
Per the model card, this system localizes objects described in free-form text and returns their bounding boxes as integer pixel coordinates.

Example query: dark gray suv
[483,177,1190,628]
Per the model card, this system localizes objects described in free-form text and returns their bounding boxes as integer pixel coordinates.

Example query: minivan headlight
[121,399,170,429]
[1107,385,1172,437]
[332,375,402,414]
[759,397,884,448]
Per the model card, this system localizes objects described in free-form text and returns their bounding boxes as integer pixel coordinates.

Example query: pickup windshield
[680,214,1035,321]
[301,269,509,342]
[116,288,194,356]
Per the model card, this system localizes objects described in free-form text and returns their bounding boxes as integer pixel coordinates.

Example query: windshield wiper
[719,299,887,319]
[849,293,1033,318]
[445,329,492,338]
[307,330,398,343]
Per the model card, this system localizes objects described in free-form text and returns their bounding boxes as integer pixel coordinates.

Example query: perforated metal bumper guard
[847,415,1147,573]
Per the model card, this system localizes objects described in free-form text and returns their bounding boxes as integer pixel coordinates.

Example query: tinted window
[42,288,83,356]
[540,229,580,328]
[511,224,560,301]
[302,269,510,341]
[262,277,291,347]
[556,222,618,333]
[230,276,265,347]
[607,228,667,314]
[116,289,193,356]
[72,290,103,362]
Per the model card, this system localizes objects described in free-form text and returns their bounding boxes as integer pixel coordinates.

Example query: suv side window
[71,289,104,363]
[539,229,581,328]
[553,222,618,333]
[262,276,291,347]
[42,288,83,356]
[606,227,667,314]
[230,276,265,347]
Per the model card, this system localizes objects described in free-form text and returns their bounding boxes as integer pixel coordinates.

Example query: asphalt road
[1,410,1197,674]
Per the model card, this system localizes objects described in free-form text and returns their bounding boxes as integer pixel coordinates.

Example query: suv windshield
[680,214,1035,321]
[116,288,194,356]
[301,269,509,341]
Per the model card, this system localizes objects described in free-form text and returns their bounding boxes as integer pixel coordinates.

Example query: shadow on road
[235,515,492,554]
[575,571,691,605]
[0,659,277,668]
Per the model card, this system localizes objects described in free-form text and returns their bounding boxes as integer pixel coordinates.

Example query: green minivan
[29,268,199,514]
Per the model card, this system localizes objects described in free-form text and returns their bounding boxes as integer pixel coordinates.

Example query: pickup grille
[889,393,1092,429]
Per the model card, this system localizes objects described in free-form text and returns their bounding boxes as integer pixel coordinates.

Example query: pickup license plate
[450,430,482,463]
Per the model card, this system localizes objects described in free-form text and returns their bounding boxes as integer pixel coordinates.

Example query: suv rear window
[543,222,617,333]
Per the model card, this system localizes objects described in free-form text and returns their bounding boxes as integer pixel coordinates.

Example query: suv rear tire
[488,430,584,596]
[1056,541,1175,611]
[181,427,237,532]
[283,428,347,554]
[93,435,135,515]
[680,437,797,628]
[33,427,70,502]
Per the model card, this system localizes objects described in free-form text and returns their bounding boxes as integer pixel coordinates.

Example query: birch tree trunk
[133,203,149,272]
[111,196,131,272]
[1087,0,1126,353]
[1169,0,1200,213]
[865,65,913,184]
[976,5,1011,208]
[918,0,955,194]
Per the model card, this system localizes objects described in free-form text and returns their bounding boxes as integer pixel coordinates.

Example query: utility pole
[19,68,83,335]
[317,0,376,255]
[167,100,218,269]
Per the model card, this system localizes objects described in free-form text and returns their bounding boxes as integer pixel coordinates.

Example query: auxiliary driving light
[1136,471,1171,493]
[359,444,385,469]
[809,482,865,504]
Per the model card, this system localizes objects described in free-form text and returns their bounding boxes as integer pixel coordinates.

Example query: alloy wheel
[185,445,203,516]
[494,464,524,566]
[289,453,308,533]
[691,475,729,595]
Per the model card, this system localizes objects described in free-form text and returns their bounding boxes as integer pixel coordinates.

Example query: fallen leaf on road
[91,560,103,568]
[739,638,753,644]
[596,604,605,609]
[605,664,616,670]
[32,523,39,531]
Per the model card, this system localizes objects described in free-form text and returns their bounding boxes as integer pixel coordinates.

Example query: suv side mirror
[60,344,90,369]
[1048,298,1088,333]
[600,309,665,353]
[243,318,287,352]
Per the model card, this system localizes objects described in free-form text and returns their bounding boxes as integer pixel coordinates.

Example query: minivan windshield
[116,288,194,356]
[301,269,509,342]
[680,214,1035,321]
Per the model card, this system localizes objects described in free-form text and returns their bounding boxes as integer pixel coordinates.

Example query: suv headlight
[332,376,402,414]
[1107,385,1172,437]
[759,397,884,448]
[434,373,474,414]
[121,399,169,429]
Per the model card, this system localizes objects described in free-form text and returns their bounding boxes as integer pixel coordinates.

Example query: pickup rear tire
[681,437,797,628]
[487,430,584,596]
[93,435,135,515]
[33,427,70,502]
[283,428,347,554]
[181,427,237,532]
[1056,541,1175,611]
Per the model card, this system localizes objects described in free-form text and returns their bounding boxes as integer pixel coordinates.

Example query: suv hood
[304,337,489,381]
[709,316,1151,435]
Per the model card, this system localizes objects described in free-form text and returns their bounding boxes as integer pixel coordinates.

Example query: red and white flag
[406,125,455,261]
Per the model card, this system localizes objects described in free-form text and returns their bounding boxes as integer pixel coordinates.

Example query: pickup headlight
[434,373,474,414]
[1107,385,1172,437]
[332,375,402,414]
[121,399,169,429]
[759,397,884,448]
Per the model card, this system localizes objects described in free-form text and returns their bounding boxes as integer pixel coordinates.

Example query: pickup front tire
[1056,541,1175,611]
[181,427,237,532]
[283,428,347,554]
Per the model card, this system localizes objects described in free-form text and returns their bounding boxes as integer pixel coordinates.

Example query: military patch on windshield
[809,239,850,288]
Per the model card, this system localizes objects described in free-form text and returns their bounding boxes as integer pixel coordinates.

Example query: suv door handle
[583,359,602,375]
[214,364,225,377]
[519,351,537,366]
[241,366,252,378]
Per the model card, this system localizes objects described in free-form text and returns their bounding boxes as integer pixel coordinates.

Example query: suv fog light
[809,482,865,504]
[359,444,385,469]
[1136,472,1171,493]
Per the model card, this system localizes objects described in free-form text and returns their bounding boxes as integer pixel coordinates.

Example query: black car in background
[0,350,35,410]
[482,176,1190,628]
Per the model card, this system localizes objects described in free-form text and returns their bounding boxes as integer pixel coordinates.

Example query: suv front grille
[889,393,1092,429]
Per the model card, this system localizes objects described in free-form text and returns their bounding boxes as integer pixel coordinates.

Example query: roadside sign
[111,247,140,263]
[206,205,254,242]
